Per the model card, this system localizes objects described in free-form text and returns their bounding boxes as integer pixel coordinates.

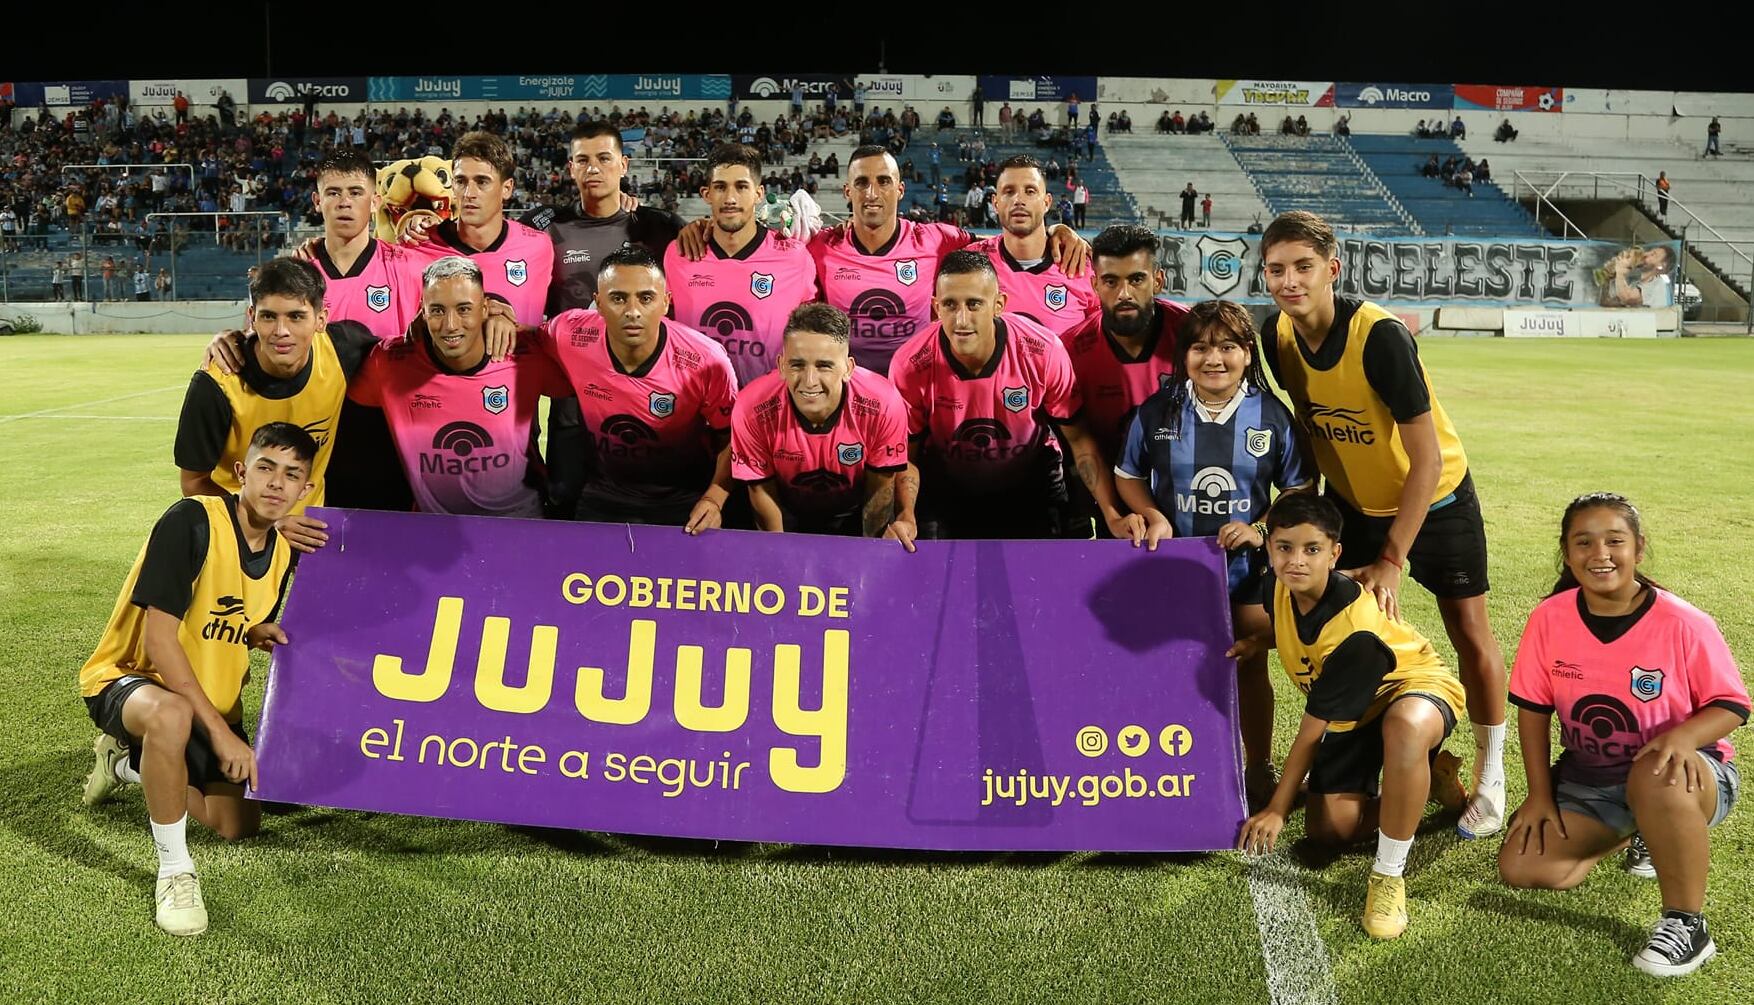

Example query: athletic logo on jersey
[750,272,775,299]
[1245,427,1273,458]
[894,259,919,286]
[505,259,529,286]
[1196,235,1249,297]
[1001,386,1029,413]
[837,442,864,466]
[1629,666,1664,703]
[482,385,509,415]
[649,391,676,418]
[1043,284,1069,311]
[366,285,392,313]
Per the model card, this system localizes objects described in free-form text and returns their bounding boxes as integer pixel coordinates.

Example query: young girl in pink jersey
[1500,493,1747,977]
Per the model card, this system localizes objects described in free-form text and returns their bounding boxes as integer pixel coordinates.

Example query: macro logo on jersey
[948,419,1028,463]
[649,392,676,418]
[1245,427,1273,458]
[482,385,509,415]
[894,259,919,286]
[794,468,853,492]
[596,415,660,459]
[1303,402,1375,445]
[422,421,511,476]
[1178,466,1249,516]
[1563,693,1641,760]
[1043,284,1069,312]
[750,272,775,300]
[701,302,758,348]
[847,289,915,342]
[366,285,392,313]
[837,442,864,465]
[202,594,251,646]
[1001,386,1030,413]
[1629,666,1664,703]
[1197,235,1249,297]
[505,259,528,287]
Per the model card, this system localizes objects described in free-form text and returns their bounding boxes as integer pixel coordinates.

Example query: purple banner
[253,510,1245,851]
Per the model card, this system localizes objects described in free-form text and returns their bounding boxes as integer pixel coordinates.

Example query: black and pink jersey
[731,368,909,523]
[312,238,425,340]
[541,311,738,512]
[808,219,974,376]
[1060,298,1192,463]
[348,333,572,519]
[968,235,1100,337]
[664,225,817,388]
[888,312,1082,494]
[411,218,554,325]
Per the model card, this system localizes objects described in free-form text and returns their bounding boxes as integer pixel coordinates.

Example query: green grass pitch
[1,333,1750,1004]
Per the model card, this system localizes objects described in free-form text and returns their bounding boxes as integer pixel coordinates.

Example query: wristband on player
[1251,521,1268,546]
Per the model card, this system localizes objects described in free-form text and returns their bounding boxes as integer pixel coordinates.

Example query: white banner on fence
[129,79,247,106]
[1503,309,1578,337]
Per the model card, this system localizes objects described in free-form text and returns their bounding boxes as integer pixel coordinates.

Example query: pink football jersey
[888,312,1081,492]
[664,225,817,388]
[731,367,909,520]
[968,235,1100,336]
[1510,588,1748,785]
[1060,297,1191,462]
[540,311,738,507]
[313,238,425,340]
[809,220,973,377]
[347,334,573,518]
[410,218,555,325]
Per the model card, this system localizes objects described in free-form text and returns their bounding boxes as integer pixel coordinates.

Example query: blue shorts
[1554,753,1740,838]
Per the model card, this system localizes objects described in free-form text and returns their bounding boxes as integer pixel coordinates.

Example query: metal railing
[1335,134,1422,236]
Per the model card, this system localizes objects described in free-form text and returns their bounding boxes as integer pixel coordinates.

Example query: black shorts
[575,490,698,527]
[84,676,249,791]
[1229,550,1269,606]
[1329,471,1490,599]
[1307,691,1457,798]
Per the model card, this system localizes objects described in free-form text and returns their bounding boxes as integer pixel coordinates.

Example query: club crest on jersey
[1245,427,1273,458]
[482,385,509,415]
[750,272,775,299]
[1043,284,1069,311]
[1001,386,1029,413]
[894,259,919,286]
[505,259,529,287]
[366,285,392,313]
[1629,666,1664,703]
[648,391,676,418]
[837,442,864,466]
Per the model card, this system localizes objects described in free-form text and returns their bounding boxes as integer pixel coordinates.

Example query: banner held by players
[253,510,1246,852]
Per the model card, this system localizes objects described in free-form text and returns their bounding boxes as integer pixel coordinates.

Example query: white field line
[0,384,183,424]
[1246,852,1339,1005]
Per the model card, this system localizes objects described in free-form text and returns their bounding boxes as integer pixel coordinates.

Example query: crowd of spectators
[1419,152,1491,195]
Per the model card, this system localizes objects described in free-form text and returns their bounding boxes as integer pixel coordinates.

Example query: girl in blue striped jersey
[1114,300,1313,807]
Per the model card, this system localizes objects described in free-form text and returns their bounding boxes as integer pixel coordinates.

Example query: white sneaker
[154,872,208,937]
[83,734,129,806]
[1457,777,1505,839]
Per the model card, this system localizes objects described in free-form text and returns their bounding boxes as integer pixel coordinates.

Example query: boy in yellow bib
[80,423,315,937]
[1259,210,1508,841]
[1235,494,1467,940]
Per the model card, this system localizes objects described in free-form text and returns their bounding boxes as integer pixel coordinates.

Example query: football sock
[151,814,195,880]
[1474,722,1506,789]
[1373,832,1414,878]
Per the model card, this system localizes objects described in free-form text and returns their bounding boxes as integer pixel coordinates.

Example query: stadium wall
[1,301,247,335]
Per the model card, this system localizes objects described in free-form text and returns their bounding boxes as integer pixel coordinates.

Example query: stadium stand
[1221,133,1417,235]
[1348,134,1538,237]
[1102,133,1270,233]
[1457,135,1754,296]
